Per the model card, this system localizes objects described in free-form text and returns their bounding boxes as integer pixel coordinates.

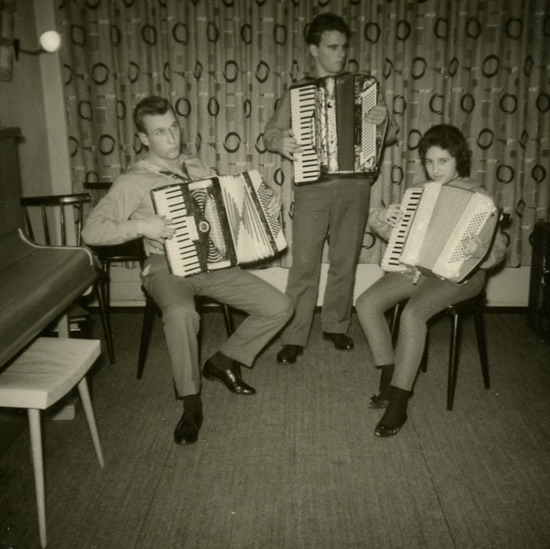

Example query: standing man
[263,13,398,364]
[83,95,293,446]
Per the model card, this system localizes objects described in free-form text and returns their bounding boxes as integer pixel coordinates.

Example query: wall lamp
[13,31,61,60]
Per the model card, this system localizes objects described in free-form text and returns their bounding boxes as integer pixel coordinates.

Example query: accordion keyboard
[152,185,202,277]
[290,84,321,184]
[381,188,424,272]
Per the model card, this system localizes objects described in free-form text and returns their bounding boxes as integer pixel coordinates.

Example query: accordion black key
[151,170,287,277]
[381,183,500,283]
[289,72,387,185]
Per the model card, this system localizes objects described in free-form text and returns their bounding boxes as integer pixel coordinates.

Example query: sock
[183,393,202,414]
[209,351,233,370]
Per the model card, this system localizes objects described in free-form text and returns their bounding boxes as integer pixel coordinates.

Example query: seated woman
[356,123,507,438]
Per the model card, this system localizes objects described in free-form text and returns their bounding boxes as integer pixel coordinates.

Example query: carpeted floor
[1,309,550,549]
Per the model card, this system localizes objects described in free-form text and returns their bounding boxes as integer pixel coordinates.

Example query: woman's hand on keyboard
[378,204,402,227]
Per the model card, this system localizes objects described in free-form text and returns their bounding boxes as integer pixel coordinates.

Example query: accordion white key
[151,170,287,277]
[381,182,500,283]
[290,72,387,185]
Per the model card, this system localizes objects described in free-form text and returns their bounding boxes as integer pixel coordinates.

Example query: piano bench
[0,338,104,548]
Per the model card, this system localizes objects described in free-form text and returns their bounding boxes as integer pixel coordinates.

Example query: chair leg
[222,304,234,336]
[77,378,104,467]
[420,331,429,373]
[137,293,157,379]
[474,307,491,389]
[103,262,111,314]
[28,409,47,548]
[95,281,115,364]
[447,311,462,411]
[389,302,402,344]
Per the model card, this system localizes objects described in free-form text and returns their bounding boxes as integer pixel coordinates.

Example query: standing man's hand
[276,129,302,161]
[366,104,388,126]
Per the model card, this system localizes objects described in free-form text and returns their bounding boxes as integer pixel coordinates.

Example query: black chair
[390,292,489,410]
[20,193,115,362]
[137,290,234,379]
[89,237,147,331]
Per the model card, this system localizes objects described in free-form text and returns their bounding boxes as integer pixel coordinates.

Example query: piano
[0,128,97,369]
[0,229,98,368]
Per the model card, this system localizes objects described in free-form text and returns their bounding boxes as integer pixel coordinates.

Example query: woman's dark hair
[418,124,471,178]
[305,13,351,46]
[133,95,175,134]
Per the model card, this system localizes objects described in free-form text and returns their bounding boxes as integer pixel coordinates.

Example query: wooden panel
[0,127,23,237]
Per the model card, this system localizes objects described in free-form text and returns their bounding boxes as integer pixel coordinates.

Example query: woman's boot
[374,385,410,437]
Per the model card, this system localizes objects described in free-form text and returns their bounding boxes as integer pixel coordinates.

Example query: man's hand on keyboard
[137,215,175,244]
[276,129,302,161]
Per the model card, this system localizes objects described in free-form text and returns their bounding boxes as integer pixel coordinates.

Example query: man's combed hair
[133,95,174,134]
[418,124,471,178]
[305,12,351,46]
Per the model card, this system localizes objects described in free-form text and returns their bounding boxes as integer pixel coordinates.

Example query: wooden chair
[21,193,114,363]
[390,292,490,410]
[0,338,104,548]
[138,290,234,379]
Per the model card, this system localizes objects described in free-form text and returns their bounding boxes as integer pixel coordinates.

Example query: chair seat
[0,338,101,409]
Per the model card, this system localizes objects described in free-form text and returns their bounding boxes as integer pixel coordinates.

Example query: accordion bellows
[290,72,386,184]
[381,182,499,283]
[151,170,287,277]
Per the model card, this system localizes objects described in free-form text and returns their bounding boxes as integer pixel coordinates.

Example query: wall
[107,263,531,309]
[0,0,69,198]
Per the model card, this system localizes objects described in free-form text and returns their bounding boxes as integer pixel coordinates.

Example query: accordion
[381,183,499,283]
[289,72,387,185]
[151,170,287,277]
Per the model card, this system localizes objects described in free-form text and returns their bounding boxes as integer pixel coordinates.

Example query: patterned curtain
[58,0,549,268]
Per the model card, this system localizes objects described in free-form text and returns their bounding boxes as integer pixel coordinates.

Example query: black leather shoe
[374,413,407,438]
[174,410,203,445]
[276,345,303,364]
[322,332,354,350]
[203,360,256,395]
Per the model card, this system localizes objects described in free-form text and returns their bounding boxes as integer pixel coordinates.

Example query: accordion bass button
[198,220,210,233]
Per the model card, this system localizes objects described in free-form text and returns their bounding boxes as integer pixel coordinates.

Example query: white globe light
[39,31,61,53]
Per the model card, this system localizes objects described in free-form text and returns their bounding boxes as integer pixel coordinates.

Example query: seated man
[83,95,293,446]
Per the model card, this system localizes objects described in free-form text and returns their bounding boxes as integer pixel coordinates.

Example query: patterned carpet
[1,310,550,549]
